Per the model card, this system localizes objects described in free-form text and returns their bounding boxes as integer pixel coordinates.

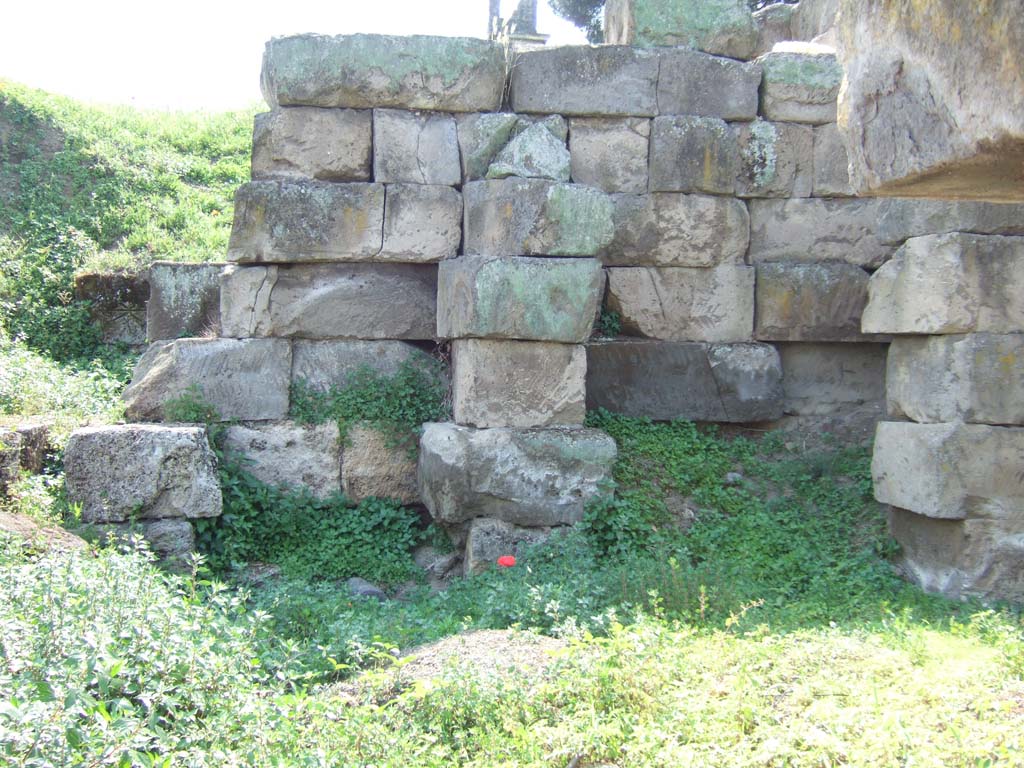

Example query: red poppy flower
[497,555,516,568]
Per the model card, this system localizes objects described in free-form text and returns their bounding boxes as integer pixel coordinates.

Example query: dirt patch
[0,511,88,552]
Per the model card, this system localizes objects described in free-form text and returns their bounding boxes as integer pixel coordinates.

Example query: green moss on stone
[543,185,614,256]
[632,0,753,48]
[764,54,843,90]
[742,120,779,186]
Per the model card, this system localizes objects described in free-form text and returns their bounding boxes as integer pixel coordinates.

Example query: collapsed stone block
[486,122,571,182]
[755,262,873,342]
[0,420,50,477]
[380,184,462,262]
[604,0,757,60]
[751,3,796,57]
[733,119,813,198]
[758,51,842,124]
[261,34,506,112]
[465,518,551,574]
[64,425,222,524]
[656,49,761,120]
[222,421,341,498]
[418,422,617,527]
[455,114,568,182]
[0,432,19,494]
[291,340,443,393]
[874,199,1024,246]
[93,520,197,572]
[372,109,460,186]
[777,342,886,417]
[251,107,372,181]
[146,261,223,342]
[649,116,738,195]
[341,425,420,505]
[123,338,292,422]
[74,271,148,348]
[811,122,853,197]
[568,118,649,193]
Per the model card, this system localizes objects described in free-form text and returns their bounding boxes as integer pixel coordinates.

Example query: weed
[596,308,621,338]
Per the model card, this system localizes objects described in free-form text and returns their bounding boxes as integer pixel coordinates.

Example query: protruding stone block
[463,179,614,257]
[875,199,1024,246]
[861,234,1024,335]
[146,261,223,342]
[758,51,842,124]
[778,342,886,417]
[437,255,603,343]
[0,420,50,475]
[453,339,586,429]
[649,116,738,195]
[734,120,813,198]
[261,34,506,112]
[598,193,749,267]
[251,107,372,181]
[487,122,571,182]
[64,425,221,524]
[656,49,761,119]
[291,340,443,393]
[342,425,420,505]
[373,109,460,186]
[223,421,341,498]
[227,181,384,263]
[465,518,550,574]
[604,0,757,60]
[568,118,649,193]
[219,264,437,340]
[380,184,462,262]
[418,423,617,527]
[586,340,783,422]
[887,334,1024,427]
[812,122,853,197]
[752,3,796,57]
[606,266,755,342]
[755,262,873,342]
[123,338,292,422]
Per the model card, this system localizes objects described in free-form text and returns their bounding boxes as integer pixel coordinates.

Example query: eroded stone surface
[251,107,372,181]
[342,424,420,505]
[777,342,886,416]
[380,184,462,262]
[734,119,812,198]
[755,262,873,342]
[373,109,460,186]
[604,0,757,59]
[147,261,223,342]
[874,199,1024,246]
[94,520,197,572]
[223,421,341,498]
[291,340,443,393]
[759,51,842,124]
[465,518,550,574]
[812,122,854,197]
[486,122,571,182]
[649,116,738,195]
[657,48,761,119]
[569,118,650,193]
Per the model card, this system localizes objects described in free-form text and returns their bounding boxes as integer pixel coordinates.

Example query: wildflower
[497,555,516,568]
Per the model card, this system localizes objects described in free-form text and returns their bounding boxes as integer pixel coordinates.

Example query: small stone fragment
[486,122,571,182]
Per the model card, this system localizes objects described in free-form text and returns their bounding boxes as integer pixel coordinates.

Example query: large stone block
[227,181,384,263]
[261,34,506,112]
[606,266,755,342]
[861,234,1024,335]
[604,0,757,60]
[291,340,443,393]
[222,421,341,498]
[437,255,603,343]
[64,425,221,524]
[755,262,873,342]
[372,109,460,186]
[586,340,783,422]
[649,116,738,195]
[874,199,1024,246]
[733,120,813,198]
[418,423,617,527]
[887,334,1024,427]
[747,198,892,268]
[219,263,437,340]
[251,107,372,182]
[452,339,586,429]
[465,518,551,575]
[872,421,1024,520]
[656,49,761,120]
[123,338,292,422]
[146,261,223,342]
[777,342,886,416]
[758,51,842,124]
[380,184,462,262]
[509,46,659,117]
[812,122,853,197]
[569,118,650,194]
[598,193,749,267]
[341,425,420,505]
[836,1,1024,201]
[462,179,614,257]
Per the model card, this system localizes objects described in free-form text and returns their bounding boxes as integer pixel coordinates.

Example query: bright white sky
[1,0,587,111]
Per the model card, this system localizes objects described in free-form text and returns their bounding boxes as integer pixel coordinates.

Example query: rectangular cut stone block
[747,198,892,268]
[261,34,506,112]
[223,421,341,498]
[373,109,460,186]
[778,342,886,416]
[862,234,1024,335]
[465,518,550,574]
[509,46,659,117]
[453,339,586,429]
[656,49,761,119]
[380,184,462,262]
[875,199,1024,246]
[606,265,755,342]
[463,179,613,257]
[418,422,617,527]
[812,122,854,197]
[758,51,842,124]
[569,118,650,193]
[227,181,384,263]
[437,255,603,343]
[95,520,197,571]
[734,120,813,198]
[598,193,748,267]
[123,338,292,422]
[873,421,1024,520]
[251,107,372,181]
[586,340,783,422]
[887,334,1024,426]
[291,340,443,393]
[604,0,757,60]
[755,262,873,342]
[146,261,223,342]
[220,264,437,340]
[342,425,420,505]
[649,116,738,195]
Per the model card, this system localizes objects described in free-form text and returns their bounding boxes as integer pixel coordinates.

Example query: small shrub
[596,308,621,338]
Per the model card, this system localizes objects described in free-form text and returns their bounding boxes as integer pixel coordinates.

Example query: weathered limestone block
[222,421,341,498]
[437,255,603,343]
[861,234,1024,335]
[747,198,892,268]
[462,179,613,257]
[123,338,292,422]
[836,1,1024,201]
[94,520,197,572]
[251,107,372,181]
[219,264,437,340]
[509,46,659,117]
[887,335,1024,427]
[569,118,649,193]
[341,424,420,505]
[452,340,586,429]
[465,518,551,574]
[380,184,462,262]
[586,340,783,422]
[752,3,796,57]
[792,0,838,42]
[777,342,886,416]
[456,113,568,182]
[261,34,506,112]
[64,425,221,524]
[758,51,842,124]
[146,262,223,342]
[733,120,813,198]
[872,421,1024,520]
[755,262,873,342]
[812,122,853,197]
[606,266,755,342]
[291,340,443,393]
[74,271,148,348]
[604,0,757,59]
[373,109,460,186]
[418,423,617,527]
[0,432,19,494]
[227,181,384,263]
[649,116,738,195]
[598,193,748,267]
[486,122,570,182]
[656,49,762,119]
[0,421,50,474]
[875,199,1024,246]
